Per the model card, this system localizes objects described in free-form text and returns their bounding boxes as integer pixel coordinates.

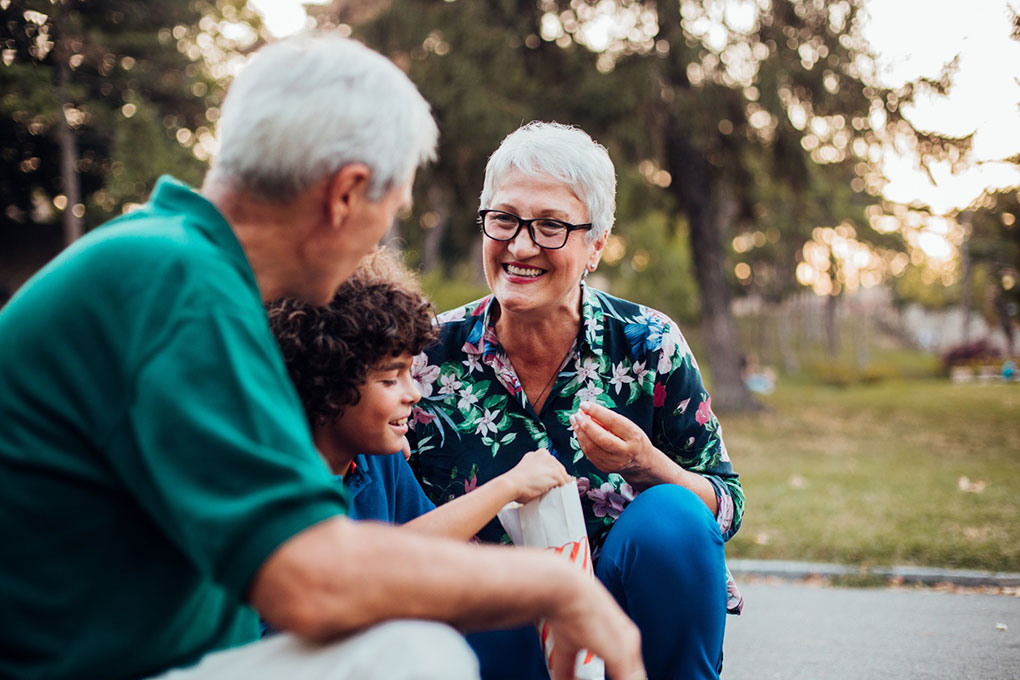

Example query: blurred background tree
[308,0,969,411]
[1,0,263,283]
[3,0,1016,410]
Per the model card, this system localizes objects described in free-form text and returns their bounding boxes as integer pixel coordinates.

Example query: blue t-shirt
[342,453,436,522]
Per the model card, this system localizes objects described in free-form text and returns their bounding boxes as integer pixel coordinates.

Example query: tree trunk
[56,41,83,246]
[655,0,759,412]
[776,299,799,372]
[665,135,759,412]
[825,291,840,359]
[959,212,973,343]
[853,295,870,369]
[994,286,1015,355]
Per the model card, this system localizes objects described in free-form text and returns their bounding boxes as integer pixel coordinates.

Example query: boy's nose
[406,380,422,403]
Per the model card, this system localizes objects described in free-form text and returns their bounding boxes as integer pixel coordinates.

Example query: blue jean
[467,484,727,680]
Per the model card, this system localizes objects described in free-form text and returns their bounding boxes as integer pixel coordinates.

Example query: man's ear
[326,163,372,229]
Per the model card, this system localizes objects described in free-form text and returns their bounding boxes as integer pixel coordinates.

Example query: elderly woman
[408,122,743,680]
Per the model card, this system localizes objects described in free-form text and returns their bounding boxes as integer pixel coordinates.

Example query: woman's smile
[502,261,548,281]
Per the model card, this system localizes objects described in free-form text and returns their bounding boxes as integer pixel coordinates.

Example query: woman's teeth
[505,264,543,277]
[389,418,408,426]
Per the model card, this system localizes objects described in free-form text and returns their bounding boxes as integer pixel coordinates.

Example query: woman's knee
[615,484,722,550]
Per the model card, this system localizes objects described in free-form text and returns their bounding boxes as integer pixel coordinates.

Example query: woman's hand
[571,401,718,511]
[504,448,572,503]
[570,401,656,476]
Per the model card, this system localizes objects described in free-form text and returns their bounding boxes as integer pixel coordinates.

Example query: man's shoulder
[66,207,244,301]
[93,207,218,263]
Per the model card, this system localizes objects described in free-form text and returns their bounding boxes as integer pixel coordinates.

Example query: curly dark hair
[267,248,438,429]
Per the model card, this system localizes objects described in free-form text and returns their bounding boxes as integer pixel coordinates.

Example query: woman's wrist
[618,444,680,490]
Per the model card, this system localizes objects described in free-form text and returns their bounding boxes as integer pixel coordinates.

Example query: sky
[249,0,1020,216]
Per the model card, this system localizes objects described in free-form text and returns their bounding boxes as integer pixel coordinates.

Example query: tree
[316,0,968,411]
[963,188,1020,353]
[1,0,262,277]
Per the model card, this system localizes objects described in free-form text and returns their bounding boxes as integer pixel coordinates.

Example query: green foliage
[602,208,700,324]
[0,0,263,277]
[419,268,490,314]
[965,187,1020,336]
[331,0,969,411]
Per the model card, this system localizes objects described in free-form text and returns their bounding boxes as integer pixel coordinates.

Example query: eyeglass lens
[482,211,571,248]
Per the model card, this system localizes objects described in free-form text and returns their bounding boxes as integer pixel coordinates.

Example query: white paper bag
[498,480,605,680]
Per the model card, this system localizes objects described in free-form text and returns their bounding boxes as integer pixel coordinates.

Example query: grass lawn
[722,379,1020,572]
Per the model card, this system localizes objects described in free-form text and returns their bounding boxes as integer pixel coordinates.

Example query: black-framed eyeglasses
[478,209,593,250]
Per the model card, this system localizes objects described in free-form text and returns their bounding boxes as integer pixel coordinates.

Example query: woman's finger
[572,412,624,452]
[579,401,637,437]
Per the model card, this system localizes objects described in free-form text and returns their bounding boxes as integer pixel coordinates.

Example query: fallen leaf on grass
[957,476,987,493]
[962,526,992,541]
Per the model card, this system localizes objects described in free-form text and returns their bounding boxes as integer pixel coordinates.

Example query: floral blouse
[408,284,744,613]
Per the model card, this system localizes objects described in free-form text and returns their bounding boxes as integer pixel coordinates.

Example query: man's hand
[543,573,646,680]
[503,448,572,503]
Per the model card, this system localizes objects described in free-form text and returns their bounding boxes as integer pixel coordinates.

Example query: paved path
[722,582,1020,679]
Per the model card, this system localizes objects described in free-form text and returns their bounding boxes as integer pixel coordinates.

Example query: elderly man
[0,36,644,680]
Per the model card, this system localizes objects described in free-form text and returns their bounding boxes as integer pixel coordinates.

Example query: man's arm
[249,516,645,680]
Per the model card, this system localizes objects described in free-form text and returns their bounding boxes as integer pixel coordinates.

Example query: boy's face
[334,352,421,457]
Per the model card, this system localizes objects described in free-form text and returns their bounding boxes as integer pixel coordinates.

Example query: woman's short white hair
[479,122,616,243]
[208,34,438,202]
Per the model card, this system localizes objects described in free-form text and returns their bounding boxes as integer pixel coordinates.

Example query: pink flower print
[576,477,590,496]
[631,360,650,385]
[438,306,467,323]
[470,297,491,316]
[474,408,500,436]
[574,356,600,382]
[586,482,634,519]
[490,353,523,395]
[411,354,441,398]
[653,382,666,407]
[464,474,478,494]
[695,397,712,426]
[438,372,463,395]
[408,405,435,430]
[609,362,634,394]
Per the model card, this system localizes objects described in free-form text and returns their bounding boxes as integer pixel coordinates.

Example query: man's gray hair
[479,122,616,243]
[208,34,438,202]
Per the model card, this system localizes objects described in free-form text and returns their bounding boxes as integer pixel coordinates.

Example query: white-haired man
[0,36,645,680]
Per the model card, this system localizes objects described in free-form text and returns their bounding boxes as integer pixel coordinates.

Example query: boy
[268,248,570,537]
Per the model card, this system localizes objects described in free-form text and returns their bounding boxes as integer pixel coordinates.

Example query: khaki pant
[151,620,479,680]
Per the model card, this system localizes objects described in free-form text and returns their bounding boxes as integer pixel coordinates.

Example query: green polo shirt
[0,176,347,679]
